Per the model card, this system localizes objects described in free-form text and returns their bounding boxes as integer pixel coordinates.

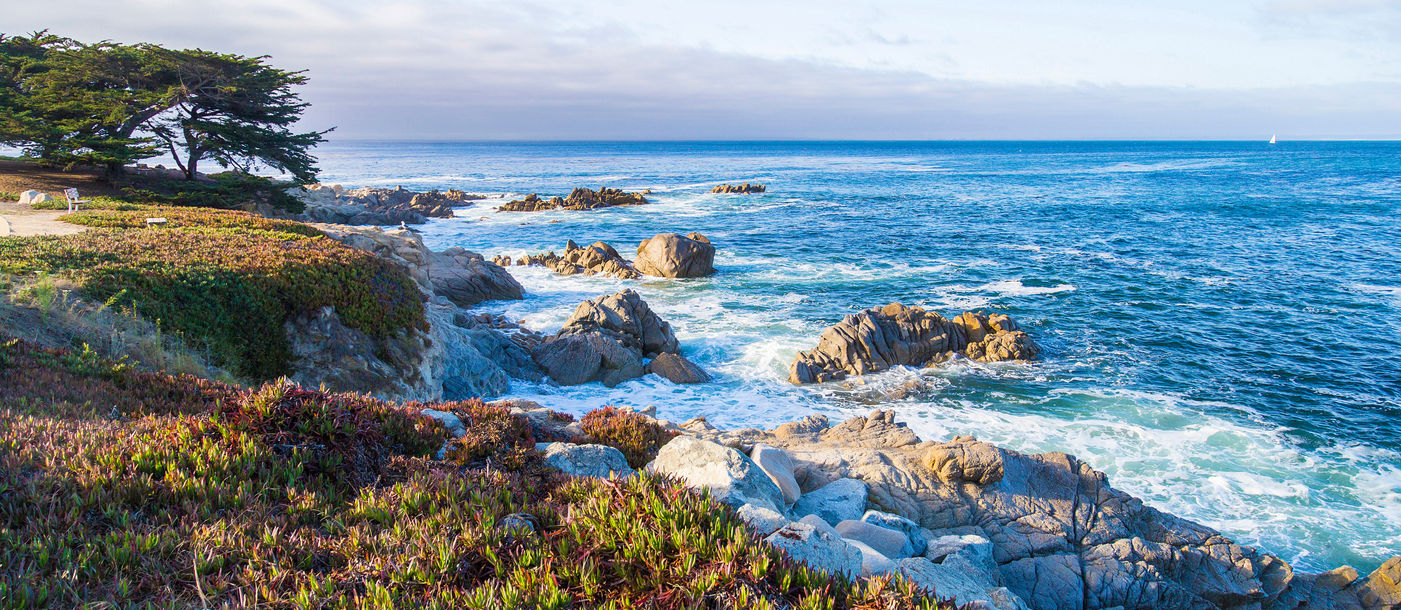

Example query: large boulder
[537,442,633,479]
[792,477,868,526]
[765,518,864,580]
[836,519,914,559]
[647,435,785,513]
[532,290,683,387]
[635,232,717,278]
[531,331,643,387]
[429,247,524,307]
[646,352,711,384]
[556,289,678,357]
[789,304,1039,384]
[751,444,801,505]
[898,555,1027,610]
[863,510,929,557]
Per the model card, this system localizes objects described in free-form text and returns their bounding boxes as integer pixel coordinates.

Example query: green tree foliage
[151,50,330,183]
[0,32,327,181]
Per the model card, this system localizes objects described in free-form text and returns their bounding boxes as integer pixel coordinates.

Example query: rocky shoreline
[272,183,1399,610]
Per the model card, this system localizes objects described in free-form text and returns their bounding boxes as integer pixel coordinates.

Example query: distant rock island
[712,182,766,194]
[498,186,649,212]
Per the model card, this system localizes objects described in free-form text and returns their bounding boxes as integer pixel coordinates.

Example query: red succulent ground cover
[0,338,950,608]
[580,405,680,468]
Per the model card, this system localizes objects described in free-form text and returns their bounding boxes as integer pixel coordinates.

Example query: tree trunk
[185,153,200,180]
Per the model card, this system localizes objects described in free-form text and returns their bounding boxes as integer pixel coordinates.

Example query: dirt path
[0,201,86,237]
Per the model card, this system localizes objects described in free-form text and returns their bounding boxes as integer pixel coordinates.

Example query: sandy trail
[0,201,86,237]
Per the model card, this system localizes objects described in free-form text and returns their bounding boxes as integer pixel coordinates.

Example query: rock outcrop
[645,352,711,384]
[531,289,708,387]
[429,247,524,307]
[647,435,785,513]
[635,232,717,278]
[293,184,483,225]
[672,408,1384,610]
[308,224,539,401]
[498,187,648,212]
[711,183,767,194]
[509,240,640,279]
[538,442,633,479]
[789,304,1040,384]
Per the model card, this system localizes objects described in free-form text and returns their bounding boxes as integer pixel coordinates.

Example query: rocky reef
[530,289,709,386]
[505,239,641,279]
[712,183,767,194]
[635,232,717,278]
[498,186,649,212]
[791,304,1041,384]
[507,405,1398,610]
[290,184,484,225]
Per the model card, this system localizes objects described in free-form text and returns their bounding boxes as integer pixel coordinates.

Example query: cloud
[4,0,1399,140]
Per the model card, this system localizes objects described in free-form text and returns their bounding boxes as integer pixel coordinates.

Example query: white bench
[63,188,88,212]
[145,217,168,227]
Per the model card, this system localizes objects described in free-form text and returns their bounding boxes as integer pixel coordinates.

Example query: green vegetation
[0,339,947,608]
[580,405,680,468]
[0,211,424,379]
[0,32,327,180]
[0,191,15,201]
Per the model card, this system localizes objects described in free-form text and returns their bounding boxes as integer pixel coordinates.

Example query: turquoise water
[313,141,1401,572]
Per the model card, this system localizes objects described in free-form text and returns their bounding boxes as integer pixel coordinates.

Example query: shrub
[580,405,679,468]
[0,226,425,379]
[0,339,947,609]
[124,172,305,213]
[59,206,323,236]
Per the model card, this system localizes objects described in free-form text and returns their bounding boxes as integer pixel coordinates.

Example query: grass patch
[0,192,16,202]
[0,221,425,380]
[58,206,322,236]
[31,195,142,211]
[0,339,948,608]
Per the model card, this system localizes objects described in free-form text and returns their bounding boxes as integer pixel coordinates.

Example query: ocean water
[313,140,1401,573]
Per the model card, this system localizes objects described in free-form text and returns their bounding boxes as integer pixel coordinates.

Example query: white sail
[1269,134,1277,144]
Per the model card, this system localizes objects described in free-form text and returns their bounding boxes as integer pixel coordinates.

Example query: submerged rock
[789,303,1039,384]
[635,232,717,278]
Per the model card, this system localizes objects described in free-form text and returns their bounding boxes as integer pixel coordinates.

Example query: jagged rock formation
[292,184,483,225]
[283,306,440,401]
[711,183,767,194]
[641,408,1401,610]
[429,247,524,307]
[530,290,708,387]
[507,240,640,279]
[498,187,648,212]
[789,304,1040,384]
[635,232,717,278]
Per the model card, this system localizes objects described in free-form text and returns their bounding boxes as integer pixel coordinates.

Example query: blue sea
[312,140,1401,573]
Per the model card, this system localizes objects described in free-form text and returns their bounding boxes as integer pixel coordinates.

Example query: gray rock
[764,520,863,580]
[863,510,928,556]
[646,352,711,383]
[736,503,788,536]
[845,538,896,576]
[648,435,785,512]
[284,306,440,401]
[556,289,678,357]
[537,442,633,479]
[429,247,524,307]
[792,477,868,526]
[751,444,801,505]
[836,519,914,559]
[465,328,543,381]
[926,533,995,571]
[531,331,644,387]
[898,555,1026,610]
[635,232,717,278]
[421,408,465,437]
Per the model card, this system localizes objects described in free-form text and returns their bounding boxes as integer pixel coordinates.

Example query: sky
[6,0,1401,140]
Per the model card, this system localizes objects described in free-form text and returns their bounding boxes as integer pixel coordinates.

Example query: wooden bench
[63,188,88,213]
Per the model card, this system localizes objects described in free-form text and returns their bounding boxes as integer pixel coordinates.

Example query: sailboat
[1269,134,1277,144]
